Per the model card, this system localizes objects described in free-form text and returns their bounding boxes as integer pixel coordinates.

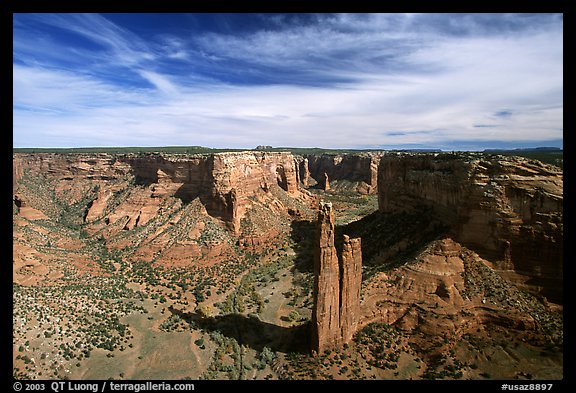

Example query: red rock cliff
[304,152,384,194]
[13,151,304,234]
[378,153,563,301]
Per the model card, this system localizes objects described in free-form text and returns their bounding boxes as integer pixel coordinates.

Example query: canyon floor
[13,152,563,381]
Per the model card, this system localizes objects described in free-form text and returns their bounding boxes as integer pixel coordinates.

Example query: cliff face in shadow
[301,153,383,194]
[377,153,563,302]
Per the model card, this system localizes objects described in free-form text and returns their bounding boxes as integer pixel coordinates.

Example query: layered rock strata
[359,237,562,354]
[311,202,362,354]
[303,152,384,194]
[377,153,563,302]
[13,151,305,234]
[311,202,341,353]
[340,235,362,344]
[120,151,302,233]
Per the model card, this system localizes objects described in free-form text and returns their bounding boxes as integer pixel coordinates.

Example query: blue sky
[13,13,563,150]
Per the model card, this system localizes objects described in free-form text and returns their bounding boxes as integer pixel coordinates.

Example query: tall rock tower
[311,202,341,353]
[311,202,362,355]
[322,172,330,191]
[340,235,362,344]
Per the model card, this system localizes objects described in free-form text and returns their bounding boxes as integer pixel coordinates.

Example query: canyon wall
[377,153,563,301]
[302,153,383,194]
[311,202,362,354]
[13,153,131,192]
[13,151,304,234]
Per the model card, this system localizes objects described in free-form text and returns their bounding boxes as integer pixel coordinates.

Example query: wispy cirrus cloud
[13,13,563,149]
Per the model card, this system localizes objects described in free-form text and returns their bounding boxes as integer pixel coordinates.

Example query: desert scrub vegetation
[58,184,100,228]
[420,351,466,380]
[200,331,246,380]
[311,189,378,226]
[461,257,563,345]
[131,254,250,307]
[354,322,406,371]
[13,279,147,379]
[215,255,294,315]
[342,207,446,282]
[15,171,61,219]
[159,313,189,333]
[283,347,366,380]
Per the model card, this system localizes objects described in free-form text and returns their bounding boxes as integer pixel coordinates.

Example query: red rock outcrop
[359,237,560,347]
[377,153,563,302]
[13,153,132,204]
[311,202,341,354]
[298,157,310,186]
[340,235,362,344]
[322,172,330,191]
[13,151,317,271]
[311,202,362,354]
[13,195,48,220]
[203,152,301,233]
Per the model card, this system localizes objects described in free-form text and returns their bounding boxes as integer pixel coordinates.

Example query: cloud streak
[13,13,563,150]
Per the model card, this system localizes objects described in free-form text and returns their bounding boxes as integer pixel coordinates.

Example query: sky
[13,13,563,150]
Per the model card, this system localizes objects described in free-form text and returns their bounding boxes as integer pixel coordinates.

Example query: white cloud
[13,13,563,149]
[138,70,180,96]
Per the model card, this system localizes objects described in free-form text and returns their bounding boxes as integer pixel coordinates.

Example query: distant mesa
[483,146,562,153]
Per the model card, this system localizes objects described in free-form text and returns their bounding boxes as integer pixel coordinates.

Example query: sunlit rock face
[311,202,341,354]
[311,202,362,355]
[340,234,362,344]
[13,151,315,274]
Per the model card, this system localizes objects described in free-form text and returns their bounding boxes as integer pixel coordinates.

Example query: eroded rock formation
[340,235,362,344]
[322,172,330,191]
[13,151,317,272]
[298,157,310,186]
[311,202,362,354]
[311,202,341,353]
[305,152,384,194]
[359,237,562,350]
[13,151,306,232]
[377,153,563,302]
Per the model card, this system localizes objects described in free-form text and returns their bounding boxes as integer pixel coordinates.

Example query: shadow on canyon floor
[166,207,449,356]
[169,307,310,354]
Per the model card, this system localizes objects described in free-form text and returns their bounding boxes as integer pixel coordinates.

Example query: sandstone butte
[311,201,362,355]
